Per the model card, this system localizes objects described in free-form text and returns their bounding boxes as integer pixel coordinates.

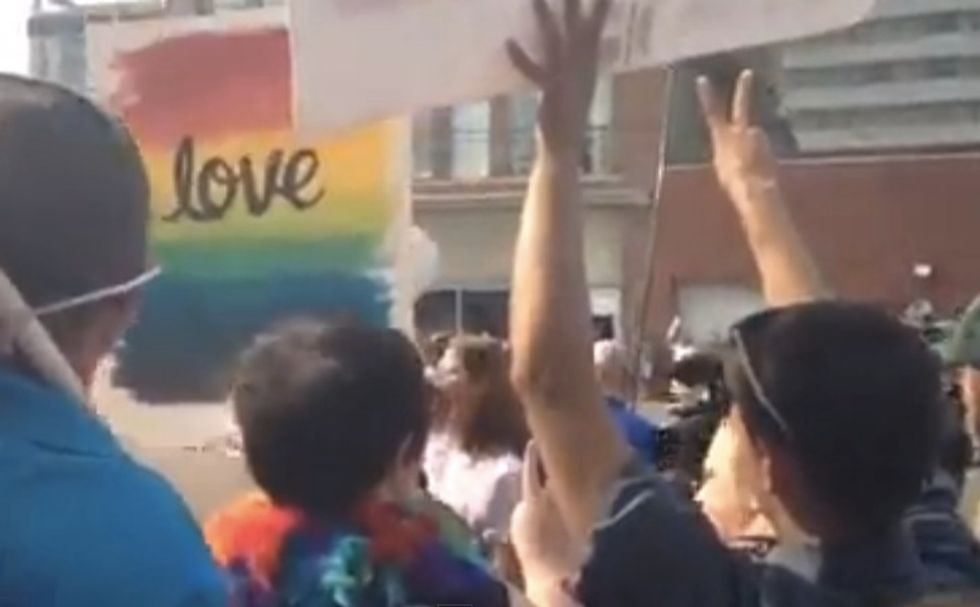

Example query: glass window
[412,111,434,178]
[509,75,614,175]
[586,75,613,174]
[451,101,490,178]
[415,290,509,337]
[213,0,268,8]
[509,91,538,174]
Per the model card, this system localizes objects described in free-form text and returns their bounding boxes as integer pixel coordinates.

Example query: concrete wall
[416,199,635,292]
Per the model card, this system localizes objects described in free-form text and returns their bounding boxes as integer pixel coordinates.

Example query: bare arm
[698,71,829,306]
[507,0,629,540]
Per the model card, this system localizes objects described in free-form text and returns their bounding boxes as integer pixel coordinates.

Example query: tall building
[28,7,88,94]
[780,0,980,153]
[27,0,274,94]
[644,1,980,352]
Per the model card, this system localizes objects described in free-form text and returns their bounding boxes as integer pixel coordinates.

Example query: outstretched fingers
[533,0,563,63]
[564,0,582,35]
[510,0,610,84]
[508,40,546,85]
[732,69,755,128]
[589,0,612,40]
[696,75,728,137]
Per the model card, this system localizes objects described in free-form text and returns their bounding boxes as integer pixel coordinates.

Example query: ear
[757,440,816,542]
[762,440,806,508]
[754,439,778,496]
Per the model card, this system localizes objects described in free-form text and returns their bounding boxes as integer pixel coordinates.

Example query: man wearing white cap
[593,339,657,463]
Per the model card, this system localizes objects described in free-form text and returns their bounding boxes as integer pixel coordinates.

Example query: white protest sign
[290,0,877,134]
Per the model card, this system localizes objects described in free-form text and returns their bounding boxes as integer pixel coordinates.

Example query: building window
[28,14,88,95]
[415,290,509,337]
[509,91,538,175]
[213,0,269,8]
[412,112,435,178]
[586,74,614,174]
[509,75,614,175]
[412,76,614,180]
[451,101,491,179]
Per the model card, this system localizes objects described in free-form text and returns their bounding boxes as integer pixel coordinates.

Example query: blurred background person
[946,295,980,452]
[425,335,530,547]
[594,339,658,463]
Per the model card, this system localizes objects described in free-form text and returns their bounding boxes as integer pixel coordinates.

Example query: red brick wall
[640,153,980,341]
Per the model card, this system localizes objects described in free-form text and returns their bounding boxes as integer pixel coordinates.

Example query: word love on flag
[87,10,412,401]
[164,136,325,223]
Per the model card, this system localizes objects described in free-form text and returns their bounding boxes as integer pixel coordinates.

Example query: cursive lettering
[164,136,325,223]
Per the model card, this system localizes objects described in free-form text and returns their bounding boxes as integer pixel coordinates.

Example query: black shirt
[576,467,960,607]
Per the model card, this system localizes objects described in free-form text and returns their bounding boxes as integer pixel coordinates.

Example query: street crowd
[4,1,980,605]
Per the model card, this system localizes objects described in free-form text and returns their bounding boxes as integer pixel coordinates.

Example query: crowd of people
[6,0,980,604]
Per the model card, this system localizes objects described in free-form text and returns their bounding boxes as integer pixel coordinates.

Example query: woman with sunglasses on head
[505,2,978,604]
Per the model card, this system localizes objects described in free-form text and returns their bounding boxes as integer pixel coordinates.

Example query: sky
[0,1,119,75]
[0,0,31,75]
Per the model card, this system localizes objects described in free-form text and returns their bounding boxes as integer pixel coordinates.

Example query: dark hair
[447,336,529,459]
[421,332,453,368]
[233,321,430,520]
[0,74,148,311]
[671,352,724,389]
[726,302,943,532]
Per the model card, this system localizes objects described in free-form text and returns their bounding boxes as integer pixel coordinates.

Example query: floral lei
[206,492,509,607]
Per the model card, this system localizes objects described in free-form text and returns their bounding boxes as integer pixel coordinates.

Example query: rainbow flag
[91,15,409,401]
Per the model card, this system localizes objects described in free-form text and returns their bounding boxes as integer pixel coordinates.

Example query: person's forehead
[438,347,462,371]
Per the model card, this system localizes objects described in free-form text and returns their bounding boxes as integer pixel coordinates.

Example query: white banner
[290,0,877,135]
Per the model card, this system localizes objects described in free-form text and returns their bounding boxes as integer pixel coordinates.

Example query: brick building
[648,0,980,352]
[649,155,980,347]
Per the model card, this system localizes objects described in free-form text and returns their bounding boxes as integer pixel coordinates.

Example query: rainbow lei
[206,492,509,607]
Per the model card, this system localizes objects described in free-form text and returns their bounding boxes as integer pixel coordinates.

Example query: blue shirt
[0,369,227,606]
[606,396,657,463]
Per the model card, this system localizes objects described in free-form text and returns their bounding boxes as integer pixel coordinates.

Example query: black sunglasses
[730,309,795,442]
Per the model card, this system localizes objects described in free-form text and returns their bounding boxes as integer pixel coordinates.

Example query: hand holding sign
[507,0,610,158]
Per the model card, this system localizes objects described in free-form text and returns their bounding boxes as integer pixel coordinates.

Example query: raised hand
[508,0,611,159]
[697,69,828,306]
[508,0,630,543]
[510,442,585,607]
[697,70,779,204]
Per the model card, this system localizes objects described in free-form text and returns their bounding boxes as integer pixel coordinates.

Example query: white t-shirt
[424,433,522,542]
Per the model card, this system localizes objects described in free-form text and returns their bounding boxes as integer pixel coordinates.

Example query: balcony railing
[413,123,614,180]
